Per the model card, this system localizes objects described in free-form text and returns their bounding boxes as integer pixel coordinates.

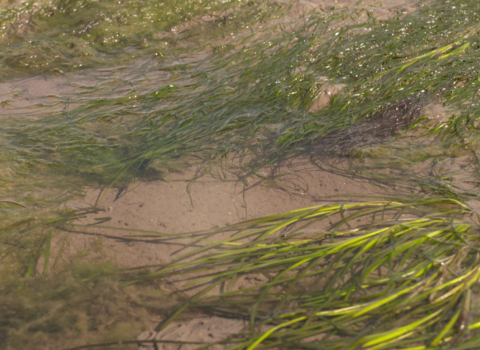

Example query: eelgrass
[6,0,480,191]
[131,199,480,349]
[3,0,480,348]
[0,0,279,76]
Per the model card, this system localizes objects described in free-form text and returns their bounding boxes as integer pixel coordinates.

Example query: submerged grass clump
[0,258,172,350]
[134,199,480,349]
[3,0,480,348]
[7,0,480,188]
[0,0,282,76]
[0,209,181,349]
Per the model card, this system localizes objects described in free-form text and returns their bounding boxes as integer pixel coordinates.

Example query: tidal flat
[2,0,480,349]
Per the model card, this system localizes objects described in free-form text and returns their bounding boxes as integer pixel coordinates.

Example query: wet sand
[2,0,447,349]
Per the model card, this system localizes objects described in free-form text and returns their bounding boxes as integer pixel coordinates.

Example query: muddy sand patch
[58,158,394,349]
[65,158,388,269]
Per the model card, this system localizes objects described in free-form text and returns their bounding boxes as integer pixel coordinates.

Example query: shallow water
[2,0,480,349]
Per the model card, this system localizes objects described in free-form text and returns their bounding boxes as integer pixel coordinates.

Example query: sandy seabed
[1,0,443,348]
